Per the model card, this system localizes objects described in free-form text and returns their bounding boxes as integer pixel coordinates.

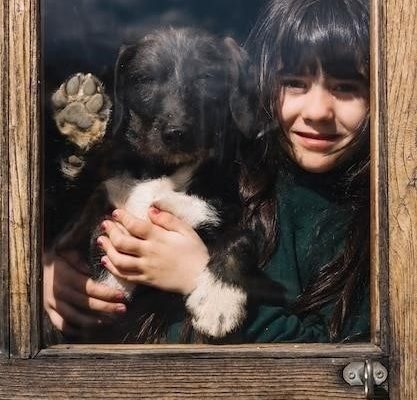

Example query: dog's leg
[185,229,285,338]
[152,194,252,338]
[185,230,252,338]
[51,73,111,179]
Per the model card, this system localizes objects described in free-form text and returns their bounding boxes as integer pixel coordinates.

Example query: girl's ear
[112,44,136,137]
[223,37,257,139]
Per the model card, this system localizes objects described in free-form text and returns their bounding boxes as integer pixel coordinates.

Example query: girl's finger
[84,278,127,303]
[102,220,147,256]
[101,256,148,283]
[148,206,194,235]
[56,264,126,303]
[98,235,147,274]
[57,284,127,314]
[53,299,109,329]
[112,209,153,239]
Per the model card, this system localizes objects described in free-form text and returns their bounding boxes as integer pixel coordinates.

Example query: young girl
[44,0,370,342]
[238,0,370,342]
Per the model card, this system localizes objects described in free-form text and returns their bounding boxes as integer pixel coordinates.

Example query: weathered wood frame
[0,0,416,398]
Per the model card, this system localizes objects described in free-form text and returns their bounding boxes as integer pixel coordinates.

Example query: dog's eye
[135,75,155,85]
[196,73,215,81]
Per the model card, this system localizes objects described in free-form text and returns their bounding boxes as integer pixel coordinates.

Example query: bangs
[279,0,369,81]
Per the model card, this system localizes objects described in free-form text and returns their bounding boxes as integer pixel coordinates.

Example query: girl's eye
[331,81,362,94]
[281,78,308,92]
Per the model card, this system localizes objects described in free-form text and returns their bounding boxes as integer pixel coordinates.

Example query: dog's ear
[223,37,257,139]
[112,44,137,136]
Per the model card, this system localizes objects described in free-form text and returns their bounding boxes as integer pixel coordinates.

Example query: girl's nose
[301,85,334,122]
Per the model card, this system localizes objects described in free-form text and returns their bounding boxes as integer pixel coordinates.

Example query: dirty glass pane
[42,0,370,346]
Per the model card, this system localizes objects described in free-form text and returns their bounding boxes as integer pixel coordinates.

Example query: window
[1,0,416,398]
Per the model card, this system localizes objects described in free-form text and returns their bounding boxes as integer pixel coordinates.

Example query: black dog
[49,27,284,343]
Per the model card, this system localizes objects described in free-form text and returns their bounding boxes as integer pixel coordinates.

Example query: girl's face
[277,70,369,173]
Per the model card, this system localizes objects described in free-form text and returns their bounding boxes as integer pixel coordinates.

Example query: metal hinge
[343,360,388,399]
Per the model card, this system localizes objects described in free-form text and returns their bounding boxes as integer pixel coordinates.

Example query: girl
[238,0,370,342]
[44,0,370,342]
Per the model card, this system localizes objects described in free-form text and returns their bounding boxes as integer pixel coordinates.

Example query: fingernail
[101,256,108,266]
[150,206,160,215]
[112,209,120,219]
[97,237,104,247]
[100,221,107,232]
[115,293,126,302]
[116,304,127,313]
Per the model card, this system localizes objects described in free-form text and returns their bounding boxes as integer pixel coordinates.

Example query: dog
[48,27,284,343]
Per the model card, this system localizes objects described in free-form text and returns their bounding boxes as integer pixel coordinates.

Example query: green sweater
[241,168,369,343]
[167,167,369,343]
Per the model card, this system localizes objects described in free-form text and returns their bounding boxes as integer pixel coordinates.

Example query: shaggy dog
[49,27,283,343]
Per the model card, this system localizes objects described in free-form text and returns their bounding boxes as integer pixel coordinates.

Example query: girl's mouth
[292,131,342,150]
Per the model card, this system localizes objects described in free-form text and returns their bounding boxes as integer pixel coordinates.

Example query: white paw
[186,269,247,337]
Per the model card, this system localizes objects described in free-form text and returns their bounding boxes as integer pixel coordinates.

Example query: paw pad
[52,73,111,151]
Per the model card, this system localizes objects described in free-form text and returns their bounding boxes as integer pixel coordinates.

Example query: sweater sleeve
[242,305,330,342]
[239,179,369,344]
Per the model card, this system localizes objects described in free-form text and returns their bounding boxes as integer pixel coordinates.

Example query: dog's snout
[162,128,188,146]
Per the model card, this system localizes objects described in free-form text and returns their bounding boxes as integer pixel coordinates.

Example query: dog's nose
[162,128,187,146]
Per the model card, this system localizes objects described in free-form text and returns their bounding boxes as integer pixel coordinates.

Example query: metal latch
[343,360,388,399]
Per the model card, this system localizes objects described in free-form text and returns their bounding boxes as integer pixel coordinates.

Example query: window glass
[42,0,370,346]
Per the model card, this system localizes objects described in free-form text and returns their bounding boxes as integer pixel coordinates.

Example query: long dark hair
[242,0,370,341]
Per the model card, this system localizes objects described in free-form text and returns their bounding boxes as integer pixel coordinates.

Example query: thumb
[148,206,190,234]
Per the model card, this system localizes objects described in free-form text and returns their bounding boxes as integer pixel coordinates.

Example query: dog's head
[112,27,255,166]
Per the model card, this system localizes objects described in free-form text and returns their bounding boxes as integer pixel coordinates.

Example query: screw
[375,369,385,379]
[348,371,356,380]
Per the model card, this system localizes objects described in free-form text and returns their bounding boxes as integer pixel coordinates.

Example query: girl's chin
[293,153,340,174]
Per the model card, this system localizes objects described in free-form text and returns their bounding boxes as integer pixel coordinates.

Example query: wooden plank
[385,0,417,399]
[0,357,388,399]
[370,0,390,351]
[0,0,9,358]
[8,0,41,358]
[38,343,384,360]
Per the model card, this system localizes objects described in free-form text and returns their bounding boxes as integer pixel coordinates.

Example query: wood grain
[1,0,416,398]
[370,0,390,352]
[0,357,388,399]
[38,342,384,359]
[0,0,10,358]
[8,0,41,358]
[385,0,417,399]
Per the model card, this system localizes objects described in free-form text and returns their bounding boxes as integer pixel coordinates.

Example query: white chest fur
[104,171,221,229]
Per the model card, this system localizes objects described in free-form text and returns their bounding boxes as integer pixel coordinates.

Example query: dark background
[42,0,266,93]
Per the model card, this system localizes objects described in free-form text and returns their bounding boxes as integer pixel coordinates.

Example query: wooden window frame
[0,0,416,398]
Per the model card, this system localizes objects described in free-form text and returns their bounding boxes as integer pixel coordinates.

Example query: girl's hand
[43,250,127,337]
[97,207,209,296]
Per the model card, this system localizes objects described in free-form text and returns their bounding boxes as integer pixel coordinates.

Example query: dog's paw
[52,73,111,151]
[185,269,247,338]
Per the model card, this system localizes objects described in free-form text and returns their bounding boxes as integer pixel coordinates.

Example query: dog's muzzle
[161,126,194,151]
